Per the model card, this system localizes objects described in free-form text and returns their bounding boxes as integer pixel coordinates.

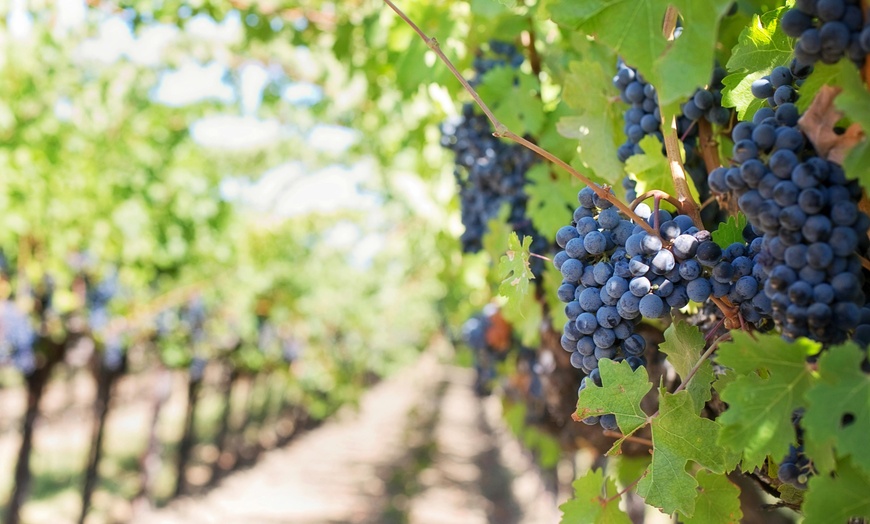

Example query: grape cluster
[558,185,782,427]
[747,62,808,111]
[0,300,36,376]
[614,61,730,224]
[440,42,546,266]
[783,0,870,68]
[189,356,207,383]
[462,307,505,395]
[86,270,118,332]
[856,306,870,347]
[777,410,813,489]
[614,60,663,162]
[102,337,125,373]
[183,297,207,343]
[710,62,869,343]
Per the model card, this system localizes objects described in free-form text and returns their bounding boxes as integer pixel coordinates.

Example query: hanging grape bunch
[709,60,870,344]
[440,40,547,272]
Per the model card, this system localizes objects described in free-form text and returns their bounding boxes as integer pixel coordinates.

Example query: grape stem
[662,118,704,228]
[528,252,552,262]
[860,254,870,272]
[630,190,683,216]
[381,0,660,237]
[697,119,723,177]
[602,472,647,504]
[672,332,730,396]
[660,6,704,229]
[602,429,653,447]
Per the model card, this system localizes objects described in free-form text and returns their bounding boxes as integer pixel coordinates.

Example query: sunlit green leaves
[804,344,870,475]
[680,471,742,524]
[549,0,732,110]
[803,459,870,524]
[637,390,731,516]
[721,7,793,120]
[715,332,818,470]
[659,322,712,412]
[711,214,747,250]
[576,358,652,439]
[559,58,624,184]
[559,469,631,524]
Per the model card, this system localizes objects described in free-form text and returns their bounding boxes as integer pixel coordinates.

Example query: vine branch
[382,0,660,237]
[662,118,704,228]
[603,429,653,447]
[673,332,730,395]
[697,119,723,177]
[630,189,684,215]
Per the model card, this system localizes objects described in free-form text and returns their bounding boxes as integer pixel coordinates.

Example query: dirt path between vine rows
[134,348,562,524]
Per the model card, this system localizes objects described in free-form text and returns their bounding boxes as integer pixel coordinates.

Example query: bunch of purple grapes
[440,40,546,266]
[709,61,869,344]
[783,0,870,68]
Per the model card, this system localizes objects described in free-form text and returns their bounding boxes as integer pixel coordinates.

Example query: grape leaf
[721,7,792,121]
[802,459,870,524]
[794,62,849,113]
[476,66,545,136]
[548,0,732,108]
[559,468,631,524]
[497,231,542,346]
[658,321,712,412]
[803,343,870,476]
[636,389,731,517]
[614,455,652,489]
[625,135,700,207]
[575,358,651,439]
[680,471,743,524]
[560,58,625,185]
[525,163,579,240]
[711,214,747,249]
[715,332,818,471]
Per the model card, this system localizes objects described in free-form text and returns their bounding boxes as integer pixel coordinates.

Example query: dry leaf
[797,85,865,164]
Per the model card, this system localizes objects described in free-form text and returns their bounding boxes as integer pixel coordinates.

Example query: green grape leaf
[624,135,697,207]
[476,66,545,136]
[497,232,542,346]
[636,390,731,517]
[721,72,768,122]
[794,62,850,113]
[803,459,870,524]
[803,343,870,475]
[483,205,514,269]
[498,232,535,299]
[525,163,579,240]
[560,58,625,185]
[614,455,652,489]
[549,0,732,107]
[659,321,712,412]
[715,332,818,471]
[576,359,652,439]
[469,0,510,16]
[680,471,743,524]
[559,468,632,524]
[721,7,793,121]
[711,214,747,249]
